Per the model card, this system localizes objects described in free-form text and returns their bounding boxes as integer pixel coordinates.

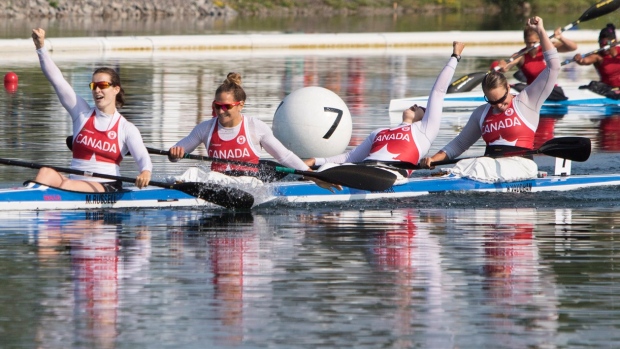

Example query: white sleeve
[37,46,91,121]
[440,105,486,159]
[514,48,560,125]
[417,56,458,147]
[174,119,215,153]
[123,121,153,172]
[252,118,309,171]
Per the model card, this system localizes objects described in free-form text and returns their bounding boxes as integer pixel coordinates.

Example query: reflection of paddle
[448,0,620,91]
[0,157,254,210]
[146,147,397,191]
[372,137,592,170]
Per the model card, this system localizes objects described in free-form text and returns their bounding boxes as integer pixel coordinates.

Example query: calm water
[1,39,620,347]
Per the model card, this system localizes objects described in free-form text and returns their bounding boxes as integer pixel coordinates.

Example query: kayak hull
[2,173,620,210]
[0,182,212,211]
[261,173,620,205]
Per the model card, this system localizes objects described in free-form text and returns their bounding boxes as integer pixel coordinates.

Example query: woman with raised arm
[31,28,152,192]
[304,41,465,181]
[420,17,560,183]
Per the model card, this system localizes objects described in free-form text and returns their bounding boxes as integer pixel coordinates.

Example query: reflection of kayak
[0,181,214,211]
[389,86,620,114]
[259,173,620,206]
[5,171,620,210]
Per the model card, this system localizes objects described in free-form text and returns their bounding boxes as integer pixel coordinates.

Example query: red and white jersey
[597,54,620,88]
[521,46,546,85]
[365,124,420,163]
[207,117,261,173]
[480,100,537,149]
[73,110,123,171]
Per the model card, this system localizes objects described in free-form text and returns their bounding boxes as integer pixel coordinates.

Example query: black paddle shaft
[276,165,397,191]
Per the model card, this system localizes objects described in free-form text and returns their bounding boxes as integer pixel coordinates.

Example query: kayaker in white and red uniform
[573,24,620,99]
[303,41,466,180]
[168,72,340,191]
[496,24,576,101]
[421,17,560,183]
[31,28,152,192]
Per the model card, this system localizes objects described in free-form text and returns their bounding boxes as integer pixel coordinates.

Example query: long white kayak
[3,173,620,211]
[389,86,620,114]
[258,172,620,206]
[0,174,620,211]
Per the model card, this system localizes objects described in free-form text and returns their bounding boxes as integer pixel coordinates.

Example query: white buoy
[273,86,352,158]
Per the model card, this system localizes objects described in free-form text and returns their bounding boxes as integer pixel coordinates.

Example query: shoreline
[1,30,601,59]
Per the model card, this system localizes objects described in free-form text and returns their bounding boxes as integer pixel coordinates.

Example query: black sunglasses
[484,89,509,105]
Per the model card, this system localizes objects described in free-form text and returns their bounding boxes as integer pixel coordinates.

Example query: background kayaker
[31,28,152,192]
[495,24,577,101]
[420,16,560,183]
[303,41,465,182]
[167,72,341,191]
[573,23,620,100]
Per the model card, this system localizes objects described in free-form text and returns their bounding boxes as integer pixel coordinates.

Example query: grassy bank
[222,0,610,16]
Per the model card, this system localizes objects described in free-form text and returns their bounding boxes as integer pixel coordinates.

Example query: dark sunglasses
[89,81,114,90]
[212,100,241,111]
[484,89,509,105]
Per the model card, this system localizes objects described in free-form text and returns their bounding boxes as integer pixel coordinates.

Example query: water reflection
[33,211,150,348]
[1,207,620,347]
[450,209,559,347]
[366,210,455,348]
[598,114,620,152]
[171,211,275,346]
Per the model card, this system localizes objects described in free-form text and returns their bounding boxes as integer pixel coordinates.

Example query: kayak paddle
[561,40,618,66]
[146,147,398,191]
[501,0,620,66]
[447,0,620,92]
[0,157,254,210]
[447,71,487,94]
[369,137,592,170]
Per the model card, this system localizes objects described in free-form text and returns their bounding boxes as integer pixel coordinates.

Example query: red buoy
[4,72,18,94]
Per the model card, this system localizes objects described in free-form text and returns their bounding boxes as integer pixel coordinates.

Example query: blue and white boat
[3,171,620,211]
[0,181,214,211]
[260,172,620,205]
[389,86,620,114]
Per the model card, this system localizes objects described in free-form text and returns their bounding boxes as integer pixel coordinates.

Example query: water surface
[1,44,620,348]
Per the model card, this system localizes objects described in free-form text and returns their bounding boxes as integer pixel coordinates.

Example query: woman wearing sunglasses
[303,41,465,182]
[167,72,340,190]
[31,28,152,192]
[420,17,560,183]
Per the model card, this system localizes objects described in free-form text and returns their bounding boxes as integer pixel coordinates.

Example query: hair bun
[599,23,617,42]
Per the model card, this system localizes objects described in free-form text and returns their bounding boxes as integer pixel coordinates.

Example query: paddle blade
[578,0,620,22]
[537,137,592,162]
[172,182,254,209]
[316,165,397,191]
[447,72,486,94]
